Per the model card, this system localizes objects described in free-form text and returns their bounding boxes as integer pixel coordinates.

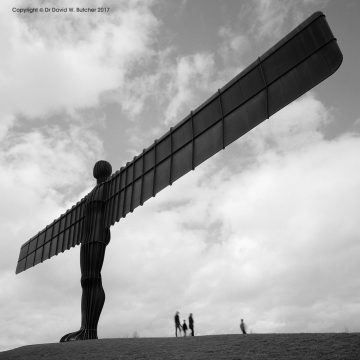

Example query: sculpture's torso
[83,182,109,245]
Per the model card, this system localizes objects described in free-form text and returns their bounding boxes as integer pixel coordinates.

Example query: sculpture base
[60,328,97,342]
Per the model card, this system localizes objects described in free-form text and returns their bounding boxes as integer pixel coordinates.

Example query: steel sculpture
[15,12,342,341]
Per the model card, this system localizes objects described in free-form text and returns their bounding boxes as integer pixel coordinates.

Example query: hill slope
[1,333,359,360]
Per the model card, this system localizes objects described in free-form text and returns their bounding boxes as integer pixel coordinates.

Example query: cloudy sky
[1,0,360,351]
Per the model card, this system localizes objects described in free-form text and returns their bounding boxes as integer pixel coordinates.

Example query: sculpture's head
[93,160,112,184]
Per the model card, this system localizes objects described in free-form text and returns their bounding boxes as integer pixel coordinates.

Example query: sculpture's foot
[60,328,97,342]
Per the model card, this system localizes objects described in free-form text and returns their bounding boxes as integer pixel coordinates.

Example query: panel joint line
[257,57,269,119]
[190,111,195,170]
[152,140,157,197]
[218,89,225,149]
[122,164,128,218]
[111,174,118,224]
[140,149,145,206]
[169,127,173,185]
[129,157,136,213]
[117,167,124,220]
[112,173,120,224]
[39,227,47,263]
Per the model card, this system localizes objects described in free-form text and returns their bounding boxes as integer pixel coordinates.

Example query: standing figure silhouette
[174,311,182,337]
[182,320,188,336]
[240,319,247,334]
[60,160,112,342]
[189,313,194,336]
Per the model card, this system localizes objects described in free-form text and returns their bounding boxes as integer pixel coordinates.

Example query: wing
[16,196,87,274]
[103,11,342,228]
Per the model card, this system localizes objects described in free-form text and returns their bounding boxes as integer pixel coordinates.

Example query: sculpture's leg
[60,241,106,342]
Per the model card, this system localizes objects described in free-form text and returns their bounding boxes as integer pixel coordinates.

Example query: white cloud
[109,49,221,150]
[96,95,360,338]
[0,123,103,349]
[163,53,216,124]
[250,0,292,39]
[0,0,358,352]
[243,94,330,156]
[218,26,250,66]
[0,0,159,123]
[0,123,103,257]
[236,0,324,42]
[0,1,161,349]
[0,114,14,142]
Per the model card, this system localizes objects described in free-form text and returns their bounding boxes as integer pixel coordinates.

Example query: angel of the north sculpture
[15,12,342,342]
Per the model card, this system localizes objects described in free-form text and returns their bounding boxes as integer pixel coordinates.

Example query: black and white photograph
[0,1,359,358]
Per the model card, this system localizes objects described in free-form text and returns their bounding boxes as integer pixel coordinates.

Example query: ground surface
[1,333,359,360]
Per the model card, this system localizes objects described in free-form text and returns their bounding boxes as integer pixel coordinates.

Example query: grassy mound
[1,333,359,360]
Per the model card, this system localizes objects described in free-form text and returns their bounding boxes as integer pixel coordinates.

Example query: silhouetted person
[189,313,194,336]
[175,311,182,337]
[182,320,188,336]
[240,319,247,334]
[60,161,112,342]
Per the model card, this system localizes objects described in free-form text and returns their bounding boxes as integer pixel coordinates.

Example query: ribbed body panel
[16,197,86,274]
[103,12,342,228]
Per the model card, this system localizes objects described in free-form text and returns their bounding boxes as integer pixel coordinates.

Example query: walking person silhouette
[182,320,188,336]
[189,313,194,336]
[240,319,247,334]
[175,311,182,337]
